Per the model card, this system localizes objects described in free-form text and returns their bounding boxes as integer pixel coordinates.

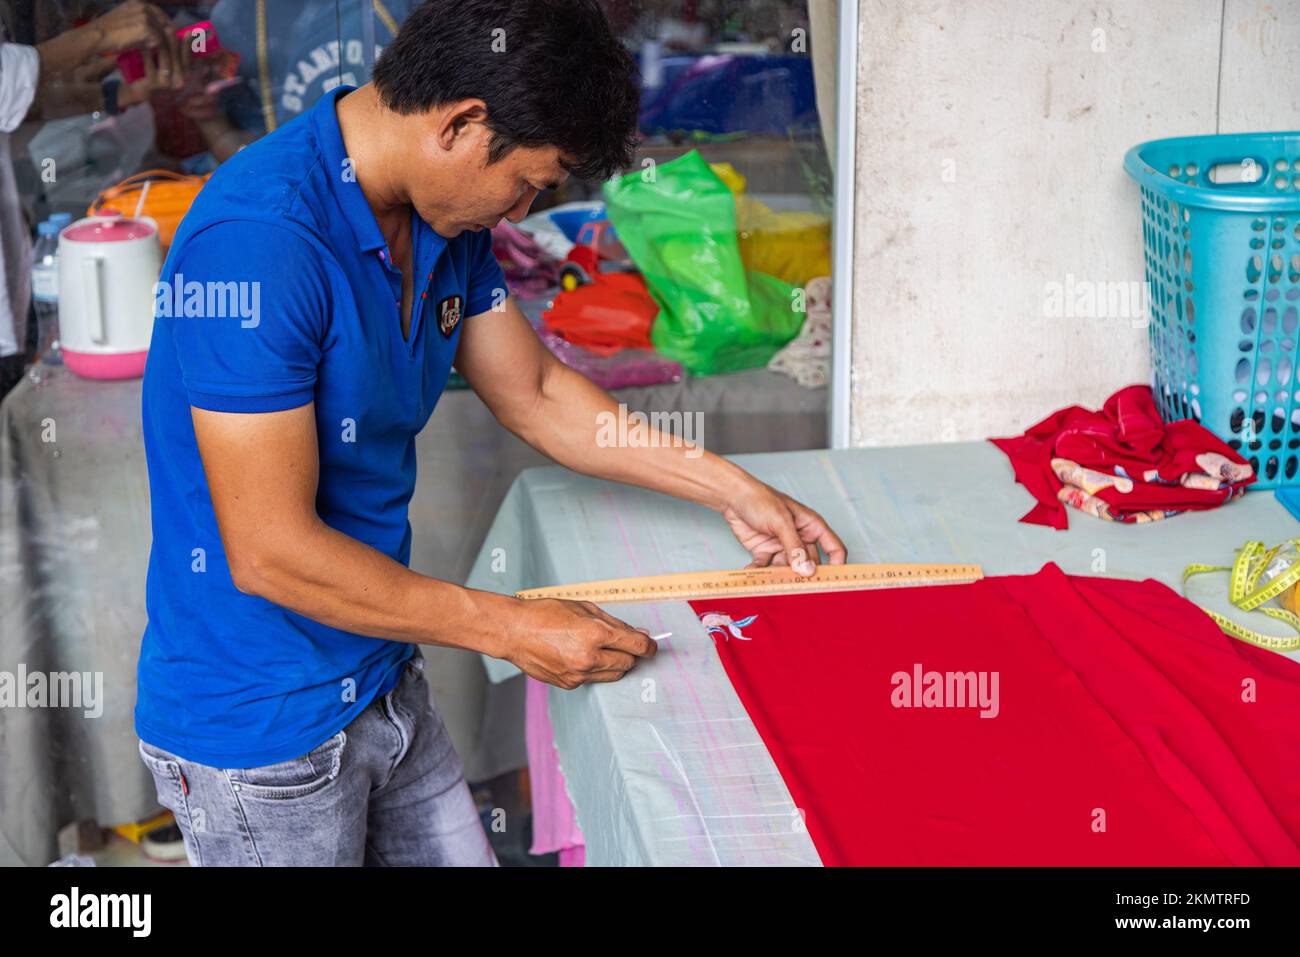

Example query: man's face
[409,111,571,238]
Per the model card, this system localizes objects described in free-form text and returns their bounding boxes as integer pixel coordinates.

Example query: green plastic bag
[603,151,803,375]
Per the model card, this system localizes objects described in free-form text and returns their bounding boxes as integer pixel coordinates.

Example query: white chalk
[650,632,673,642]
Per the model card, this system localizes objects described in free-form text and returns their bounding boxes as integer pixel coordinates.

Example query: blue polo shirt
[136,86,506,767]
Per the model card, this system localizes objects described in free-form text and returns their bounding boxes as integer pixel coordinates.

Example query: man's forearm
[505,354,756,511]
[230,516,516,658]
[35,25,102,78]
[27,25,108,121]
[30,73,103,120]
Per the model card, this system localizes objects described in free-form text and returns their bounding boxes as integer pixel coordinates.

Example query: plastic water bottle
[30,219,63,366]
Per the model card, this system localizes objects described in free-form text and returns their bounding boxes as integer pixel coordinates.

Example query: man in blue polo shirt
[137,0,846,867]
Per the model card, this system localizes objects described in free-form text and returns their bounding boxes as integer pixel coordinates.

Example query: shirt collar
[311,86,390,255]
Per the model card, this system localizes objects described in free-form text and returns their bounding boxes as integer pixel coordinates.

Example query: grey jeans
[138,652,497,866]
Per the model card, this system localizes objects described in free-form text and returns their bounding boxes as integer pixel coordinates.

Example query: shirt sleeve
[168,221,330,413]
[464,226,507,318]
[0,43,39,133]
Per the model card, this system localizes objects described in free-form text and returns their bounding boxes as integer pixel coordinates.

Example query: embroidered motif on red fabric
[698,612,758,641]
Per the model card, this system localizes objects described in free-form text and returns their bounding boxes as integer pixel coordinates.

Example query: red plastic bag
[541,273,658,355]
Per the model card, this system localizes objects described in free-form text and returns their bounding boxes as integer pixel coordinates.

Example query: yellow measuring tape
[517,562,984,603]
[1183,540,1300,653]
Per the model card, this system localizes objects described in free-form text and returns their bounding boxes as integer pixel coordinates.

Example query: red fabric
[541,273,658,354]
[691,565,1300,866]
[989,385,1253,529]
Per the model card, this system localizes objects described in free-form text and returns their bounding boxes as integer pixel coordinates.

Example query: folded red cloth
[990,385,1253,529]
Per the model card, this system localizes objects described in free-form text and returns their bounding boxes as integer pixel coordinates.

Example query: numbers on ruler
[519,565,982,602]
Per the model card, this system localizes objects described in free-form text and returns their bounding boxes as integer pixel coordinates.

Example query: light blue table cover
[466,442,1297,865]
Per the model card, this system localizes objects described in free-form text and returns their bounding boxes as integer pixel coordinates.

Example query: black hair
[371,0,641,181]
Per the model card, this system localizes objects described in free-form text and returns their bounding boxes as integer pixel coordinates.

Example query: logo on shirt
[437,295,464,337]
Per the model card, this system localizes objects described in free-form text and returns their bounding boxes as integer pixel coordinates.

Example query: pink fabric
[490,221,558,299]
[557,845,586,867]
[524,677,585,862]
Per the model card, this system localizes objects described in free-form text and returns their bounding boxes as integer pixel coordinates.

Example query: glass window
[5,0,836,417]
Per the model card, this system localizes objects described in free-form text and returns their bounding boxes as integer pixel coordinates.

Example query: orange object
[110,810,174,844]
[542,272,658,355]
[87,170,210,251]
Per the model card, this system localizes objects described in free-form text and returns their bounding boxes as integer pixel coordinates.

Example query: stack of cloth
[991,385,1254,529]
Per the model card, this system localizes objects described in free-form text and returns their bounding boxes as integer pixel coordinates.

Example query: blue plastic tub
[548,205,607,242]
[1124,132,1300,487]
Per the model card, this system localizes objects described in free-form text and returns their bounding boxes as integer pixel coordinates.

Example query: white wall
[847,0,1300,446]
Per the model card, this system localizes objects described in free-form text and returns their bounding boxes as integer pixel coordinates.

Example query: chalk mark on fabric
[646,723,722,866]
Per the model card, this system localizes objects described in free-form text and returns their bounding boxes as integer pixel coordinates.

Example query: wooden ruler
[516,562,984,604]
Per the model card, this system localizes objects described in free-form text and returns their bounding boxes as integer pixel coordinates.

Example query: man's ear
[435,99,490,151]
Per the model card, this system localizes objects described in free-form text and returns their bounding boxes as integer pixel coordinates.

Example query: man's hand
[502,599,658,689]
[117,38,189,107]
[90,1,184,89]
[722,480,847,576]
[34,1,184,95]
[456,296,851,580]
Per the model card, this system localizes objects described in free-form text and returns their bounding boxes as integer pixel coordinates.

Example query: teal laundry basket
[1124,132,1300,488]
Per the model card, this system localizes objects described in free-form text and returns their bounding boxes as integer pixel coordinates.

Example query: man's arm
[455,296,847,574]
[191,401,655,687]
[35,1,182,78]
[171,219,653,689]
[22,1,185,122]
